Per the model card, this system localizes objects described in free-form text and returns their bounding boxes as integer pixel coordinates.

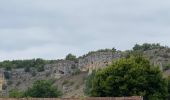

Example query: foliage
[24,80,62,98]
[86,56,168,100]
[84,70,96,96]
[65,53,77,61]
[0,58,48,71]
[133,43,165,51]
[112,48,117,52]
[35,58,45,72]
[9,89,24,98]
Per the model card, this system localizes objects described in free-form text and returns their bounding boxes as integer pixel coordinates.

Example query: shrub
[65,54,77,61]
[86,56,168,100]
[24,80,62,98]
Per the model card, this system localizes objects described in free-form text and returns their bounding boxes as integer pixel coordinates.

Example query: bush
[86,56,168,100]
[133,43,164,51]
[24,80,62,98]
[65,54,77,61]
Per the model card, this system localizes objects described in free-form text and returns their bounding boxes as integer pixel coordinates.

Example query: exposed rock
[1,47,170,97]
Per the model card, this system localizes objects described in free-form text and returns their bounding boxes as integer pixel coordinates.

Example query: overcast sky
[0,0,170,60]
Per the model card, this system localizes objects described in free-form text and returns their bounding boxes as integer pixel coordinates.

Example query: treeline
[0,58,52,72]
[133,43,166,51]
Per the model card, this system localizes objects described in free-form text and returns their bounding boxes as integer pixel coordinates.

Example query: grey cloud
[0,0,170,60]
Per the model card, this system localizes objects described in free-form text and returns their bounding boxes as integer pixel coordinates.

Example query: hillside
[0,43,170,97]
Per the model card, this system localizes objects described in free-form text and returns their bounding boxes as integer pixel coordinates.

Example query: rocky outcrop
[78,51,122,73]
[0,50,121,96]
[2,47,169,97]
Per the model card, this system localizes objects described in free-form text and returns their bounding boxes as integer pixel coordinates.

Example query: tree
[35,58,45,72]
[86,56,168,100]
[112,48,116,52]
[65,53,77,61]
[133,43,164,51]
[24,80,62,98]
[133,44,141,51]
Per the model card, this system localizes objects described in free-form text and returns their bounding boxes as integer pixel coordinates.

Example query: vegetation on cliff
[1,43,170,98]
[9,80,62,98]
[0,58,48,72]
[133,43,165,51]
[65,53,77,62]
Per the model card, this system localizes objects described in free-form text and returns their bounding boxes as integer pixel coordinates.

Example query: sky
[0,0,170,61]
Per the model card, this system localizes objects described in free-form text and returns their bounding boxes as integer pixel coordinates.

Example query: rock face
[0,50,122,96]
[44,60,77,79]
[0,70,6,96]
[78,51,122,73]
[1,47,169,97]
[143,48,170,71]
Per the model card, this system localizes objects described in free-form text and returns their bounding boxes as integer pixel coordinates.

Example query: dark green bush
[85,56,168,100]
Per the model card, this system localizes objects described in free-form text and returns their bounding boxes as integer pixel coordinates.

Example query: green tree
[65,53,77,61]
[35,58,45,72]
[87,56,168,100]
[133,43,164,51]
[133,44,142,51]
[24,80,62,98]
